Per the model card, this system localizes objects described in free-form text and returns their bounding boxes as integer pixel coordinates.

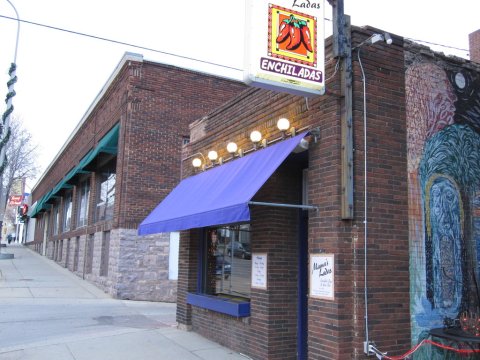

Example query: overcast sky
[0,0,478,190]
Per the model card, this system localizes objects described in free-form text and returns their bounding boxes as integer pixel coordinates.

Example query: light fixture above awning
[138,132,315,235]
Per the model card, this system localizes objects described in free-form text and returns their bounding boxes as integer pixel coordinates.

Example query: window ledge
[187,293,250,318]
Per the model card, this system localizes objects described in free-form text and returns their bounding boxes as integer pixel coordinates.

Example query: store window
[37,212,45,237]
[52,203,60,235]
[63,192,72,232]
[204,225,252,300]
[96,172,115,222]
[77,179,90,228]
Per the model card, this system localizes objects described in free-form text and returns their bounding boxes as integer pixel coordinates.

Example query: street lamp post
[0,0,19,258]
[0,0,20,175]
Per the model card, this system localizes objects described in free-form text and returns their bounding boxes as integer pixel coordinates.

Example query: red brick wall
[30,57,247,301]
[176,229,200,326]
[353,28,410,357]
[176,26,410,359]
[116,62,246,229]
[304,28,409,359]
[469,29,480,64]
[32,59,246,233]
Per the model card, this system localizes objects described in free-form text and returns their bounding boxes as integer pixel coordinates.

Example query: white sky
[0,0,478,190]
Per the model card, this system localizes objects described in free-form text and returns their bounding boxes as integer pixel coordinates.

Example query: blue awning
[138,132,308,235]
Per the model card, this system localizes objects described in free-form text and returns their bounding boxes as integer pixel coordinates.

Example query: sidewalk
[0,244,249,360]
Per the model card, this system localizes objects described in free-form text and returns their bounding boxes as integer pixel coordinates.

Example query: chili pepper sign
[244,0,325,96]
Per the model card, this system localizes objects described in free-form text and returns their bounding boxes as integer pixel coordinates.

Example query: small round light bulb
[207,150,218,161]
[250,130,262,143]
[227,142,238,154]
[192,158,202,168]
[277,118,290,131]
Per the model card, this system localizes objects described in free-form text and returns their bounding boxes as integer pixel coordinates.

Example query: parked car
[215,255,231,279]
[226,241,251,259]
[240,242,251,259]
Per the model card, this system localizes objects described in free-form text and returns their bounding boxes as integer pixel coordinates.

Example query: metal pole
[0,0,19,257]
[248,201,318,211]
[0,0,20,173]
[5,0,19,64]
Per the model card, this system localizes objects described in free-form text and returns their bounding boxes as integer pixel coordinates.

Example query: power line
[0,13,469,69]
[405,37,469,53]
[0,14,243,72]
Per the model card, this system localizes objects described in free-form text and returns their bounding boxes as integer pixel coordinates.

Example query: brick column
[176,230,199,328]
[469,30,480,64]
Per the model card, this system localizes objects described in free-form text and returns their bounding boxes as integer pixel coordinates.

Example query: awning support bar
[248,201,319,211]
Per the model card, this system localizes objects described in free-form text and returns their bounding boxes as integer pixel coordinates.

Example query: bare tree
[0,116,39,218]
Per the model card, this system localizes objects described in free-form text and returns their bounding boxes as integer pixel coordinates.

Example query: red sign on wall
[9,195,23,206]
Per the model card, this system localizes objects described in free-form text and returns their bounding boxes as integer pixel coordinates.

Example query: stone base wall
[113,229,177,302]
[28,228,177,302]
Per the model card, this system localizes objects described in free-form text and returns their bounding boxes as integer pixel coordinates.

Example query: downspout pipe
[354,32,393,356]
[358,47,371,353]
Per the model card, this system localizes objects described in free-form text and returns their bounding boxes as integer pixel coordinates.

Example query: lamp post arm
[5,0,20,64]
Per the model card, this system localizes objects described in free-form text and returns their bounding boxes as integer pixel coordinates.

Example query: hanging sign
[309,253,334,300]
[244,0,325,96]
[9,195,23,206]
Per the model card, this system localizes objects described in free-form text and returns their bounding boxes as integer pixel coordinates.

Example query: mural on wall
[406,60,480,352]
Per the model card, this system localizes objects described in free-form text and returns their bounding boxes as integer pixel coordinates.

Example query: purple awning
[138,132,307,235]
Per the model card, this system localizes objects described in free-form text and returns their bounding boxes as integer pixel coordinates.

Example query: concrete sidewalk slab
[0,244,249,360]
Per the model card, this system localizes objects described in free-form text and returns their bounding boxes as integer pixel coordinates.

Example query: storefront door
[297,208,309,359]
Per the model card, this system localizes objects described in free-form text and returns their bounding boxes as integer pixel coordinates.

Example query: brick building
[24,10,480,359]
[27,52,246,301]
[139,24,480,360]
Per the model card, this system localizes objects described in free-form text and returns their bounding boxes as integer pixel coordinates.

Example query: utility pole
[327,0,353,219]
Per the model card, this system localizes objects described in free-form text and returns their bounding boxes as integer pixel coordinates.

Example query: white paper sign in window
[251,253,268,290]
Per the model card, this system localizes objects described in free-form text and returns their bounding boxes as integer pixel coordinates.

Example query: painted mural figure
[406,63,458,339]
[407,61,480,353]
[425,174,462,316]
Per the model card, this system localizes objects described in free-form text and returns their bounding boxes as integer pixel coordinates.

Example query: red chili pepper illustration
[276,20,291,43]
[286,23,301,50]
[300,25,313,52]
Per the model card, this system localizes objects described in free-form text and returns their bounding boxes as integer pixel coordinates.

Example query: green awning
[30,190,53,218]
[27,202,37,217]
[51,178,74,197]
[37,151,93,211]
[64,150,94,185]
[80,124,119,171]
[30,123,120,218]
